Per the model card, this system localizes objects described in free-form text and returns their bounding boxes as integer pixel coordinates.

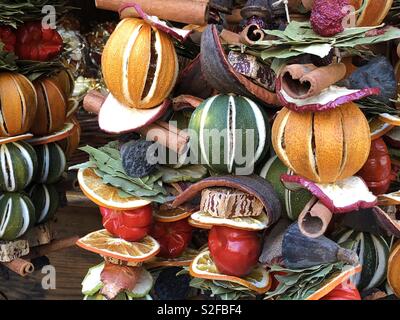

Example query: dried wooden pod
[0,72,37,137]
[200,24,279,107]
[272,102,371,183]
[31,78,67,136]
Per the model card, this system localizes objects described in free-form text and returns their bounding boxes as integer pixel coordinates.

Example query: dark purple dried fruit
[344,56,397,104]
[310,0,349,37]
[121,140,158,178]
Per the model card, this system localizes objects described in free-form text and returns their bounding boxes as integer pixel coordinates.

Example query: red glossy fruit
[151,219,193,259]
[100,205,153,241]
[0,26,16,52]
[358,138,392,195]
[321,282,361,300]
[208,226,261,277]
[15,21,63,61]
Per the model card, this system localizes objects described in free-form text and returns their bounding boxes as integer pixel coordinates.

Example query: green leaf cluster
[264,262,348,300]
[70,142,169,204]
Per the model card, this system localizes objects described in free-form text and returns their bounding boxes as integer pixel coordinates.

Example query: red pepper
[208,226,261,277]
[321,282,361,300]
[100,205,153,242]
[151,219,193,259]
[0,26,16,52]
[358,138,392,195]
[15,21,63,61]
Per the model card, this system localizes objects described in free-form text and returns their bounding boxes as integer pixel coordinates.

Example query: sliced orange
[378,191,400,206]
[189,250,271,295]
[188,217,212,230]
[77,168,151,210]
[388,241,400,298]
[76,229,160,263]
[146,247,200,269]
[0,133,33,145]
[306,264,362,300]
[153,204,196,223]
[28,122,75,145]
[190,211,269,231]
[369,117,394,140]
[379,113,400,127]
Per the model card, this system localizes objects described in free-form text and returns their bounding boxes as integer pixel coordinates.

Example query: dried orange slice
[356,0,393,27]
[153,205,195,223]
[306,264,362,300]
[77,168,151,210]
[387,241,400,298]
[379,113,400,127]
[188,217,212,230]
[190,211,269,231]
[369,117,394,140]
[28,122,75,145]
[0,133,33,145]
[189,250,271,294]
[146,247,200,269]
[76,229,160,263]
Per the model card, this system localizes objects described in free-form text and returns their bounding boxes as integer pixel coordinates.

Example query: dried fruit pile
[74,0,400,300]
[0,1,81,276]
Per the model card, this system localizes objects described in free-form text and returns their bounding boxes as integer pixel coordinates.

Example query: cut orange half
[77,168,151,210]
[146,247,200,269]
[28,122,75,145]
[76,229,160,263]
[0,133,33,145]
[379,113,400,127]
[306,264,362,300]
[369,117,394,140]
[153,204,196,223]
[189,250,271,295]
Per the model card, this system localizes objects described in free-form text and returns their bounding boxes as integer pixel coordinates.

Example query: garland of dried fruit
[0,1,83,278]
[75,0,400,301]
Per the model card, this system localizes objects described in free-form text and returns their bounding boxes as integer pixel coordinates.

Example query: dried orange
[306,264,362,300]
[369,117,394,140]
[189,250,271,294]
[76,229,160,263]
[146,247,200,269]
[379,113,400,127]
[153,205,195,223]
[387,241,400,298]
[77,168,151,210]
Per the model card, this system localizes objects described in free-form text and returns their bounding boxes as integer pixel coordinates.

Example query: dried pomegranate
[310,0,349,37]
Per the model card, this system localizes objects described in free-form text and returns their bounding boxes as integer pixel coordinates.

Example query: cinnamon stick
[280,63,347,99]
[66,191,98,207]
[24,236,79,260]
[96,0,209,25]
[298,198,333,238]
[83,91,189,155]
[2,258,34,277]
[240,24,264,46]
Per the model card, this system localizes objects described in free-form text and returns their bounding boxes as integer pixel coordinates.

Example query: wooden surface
[0,206,103,300]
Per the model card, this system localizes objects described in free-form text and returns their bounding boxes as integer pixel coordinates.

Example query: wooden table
[0,206,103,300]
